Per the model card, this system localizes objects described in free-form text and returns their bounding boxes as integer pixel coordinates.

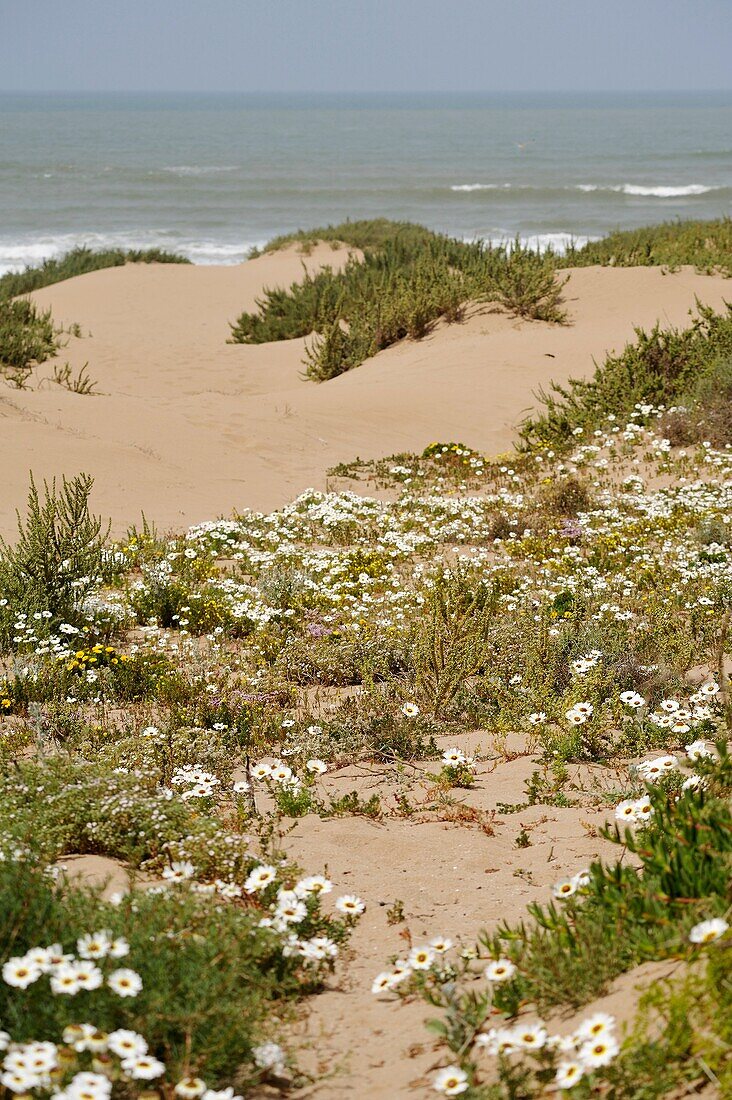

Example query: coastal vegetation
[0,297,59,384]
[518,303,732,451]
[260,215,732,278]
[233,217,730,381]
[233,229,568,380]
[561,216,732,275]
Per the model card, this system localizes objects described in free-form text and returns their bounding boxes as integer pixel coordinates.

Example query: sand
[1,249,729,539]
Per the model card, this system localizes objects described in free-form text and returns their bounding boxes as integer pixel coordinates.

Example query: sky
[1,0,730,94]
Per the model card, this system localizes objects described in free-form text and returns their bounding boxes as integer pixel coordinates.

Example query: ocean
[1,91,731,273]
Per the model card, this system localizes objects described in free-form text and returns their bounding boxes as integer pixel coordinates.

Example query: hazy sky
[1,0,730,94]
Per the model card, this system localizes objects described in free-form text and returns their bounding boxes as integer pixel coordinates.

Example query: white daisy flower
[244,864,277,893]
[294,874,332,897]
[408,944,436,970]
[689,917,729,944]
[163,860,196,882]
[552,878,577,900]
[107,1030,148,1059]
[575,1012,615,1042]
[433,1065,469,1095]
[335,894,366,916]
[484,958,516,982]
[555,1060,584,1089]
[685,740,715,762]
[2,957,41,989]
[579,1035,619,1067]
[107,968,142,997]
[121,1055,166,1081]
[174,1078,207,1098]
[512,1023,547,1050]
[614,799,637,822]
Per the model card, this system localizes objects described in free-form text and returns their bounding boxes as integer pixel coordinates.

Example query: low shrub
[519,304,732,450]
[562,216,732,275]
[0,857,349,1087]
[231,222,563,381]
[0,298,58,384]
[487,237,569,322]
[0,474,109,643]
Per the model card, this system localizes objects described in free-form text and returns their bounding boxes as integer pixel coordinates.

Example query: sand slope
[1,251,729,537]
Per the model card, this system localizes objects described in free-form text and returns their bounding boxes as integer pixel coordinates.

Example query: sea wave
[451,182,723,198]
[451,183,503,192]
[476,232,599,254]
[161,165,240,176]
[577,183,719,197]
[0,232,267,275]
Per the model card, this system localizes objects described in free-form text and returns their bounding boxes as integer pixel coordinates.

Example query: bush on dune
[561,216,732,275]
[518,303,732,451]
[232,226,567,380]
[250,216,440,256]
[234,217,732,383]
[0,297,59,384]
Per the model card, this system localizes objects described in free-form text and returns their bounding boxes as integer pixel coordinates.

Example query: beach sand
[1,248,729,540]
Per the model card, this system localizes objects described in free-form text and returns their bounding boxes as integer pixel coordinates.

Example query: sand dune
[2,248,729,538]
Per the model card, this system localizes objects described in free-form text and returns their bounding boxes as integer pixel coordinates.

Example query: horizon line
[2,87,731,96]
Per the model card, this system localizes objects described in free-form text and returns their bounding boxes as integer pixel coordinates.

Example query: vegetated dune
[1,246,729,539]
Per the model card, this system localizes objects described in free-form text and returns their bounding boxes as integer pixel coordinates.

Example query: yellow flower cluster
[62,643,130,673]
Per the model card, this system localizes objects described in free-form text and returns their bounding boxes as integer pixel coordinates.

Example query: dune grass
[518,303,732,451]
[0,297,60,385]
[561,217,732,275]
[233,229,567,380]
[234,217,730,383]
[0,246,189,300]
[249,217,439,256]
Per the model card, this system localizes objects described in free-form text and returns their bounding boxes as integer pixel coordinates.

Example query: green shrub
[519,304,732,450]
[0,474,109,642]
[488,237,569,322]
[240,217,731,382]
[0,858,343,1085]
[251,217,440,255]
[562,217,732,275]
[232,222,561,380]
[661,355,732,448]
[0,298,58,384]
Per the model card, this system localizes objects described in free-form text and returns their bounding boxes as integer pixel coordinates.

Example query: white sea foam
[453,182,721,198]
[161,165,240,176]
[0,232,267,275]
[472,232,599,254]
[451,183,502,192]
[577,183,719,197]
[517,232,596,253]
